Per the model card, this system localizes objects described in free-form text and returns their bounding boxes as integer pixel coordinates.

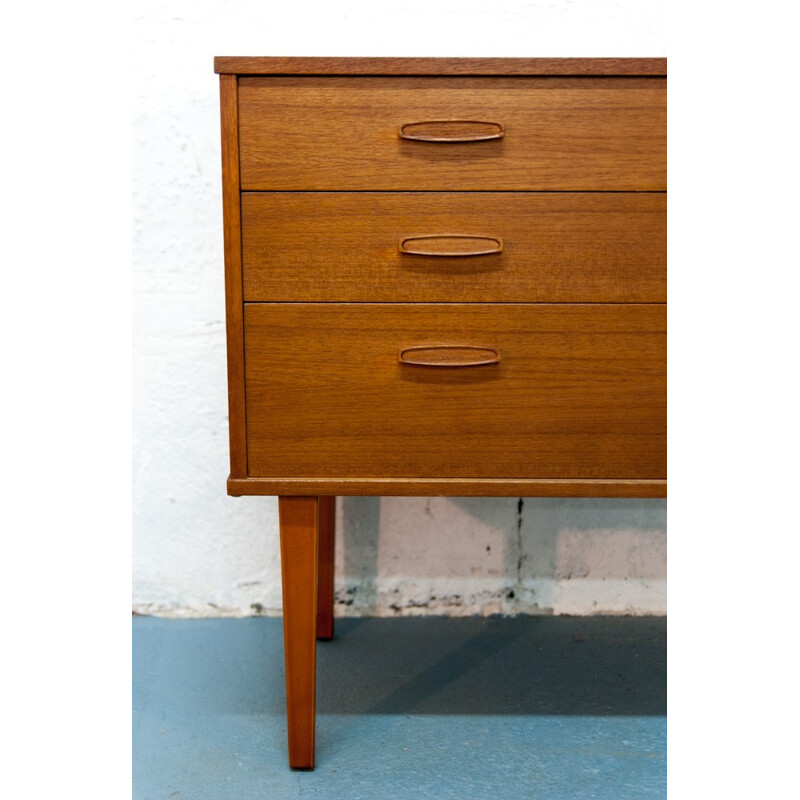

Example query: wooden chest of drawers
[215,56,666,768]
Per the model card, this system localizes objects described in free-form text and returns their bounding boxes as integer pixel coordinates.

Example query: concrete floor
[133,615,666,799]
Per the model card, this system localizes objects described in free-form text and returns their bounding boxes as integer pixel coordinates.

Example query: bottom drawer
[243,304,666,480]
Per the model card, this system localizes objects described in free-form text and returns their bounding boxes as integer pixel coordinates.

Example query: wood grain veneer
[219,74,247,478]
[228,477,666,498]
[215,57,667,76]
[238,77,666,191]
[241,192,666,303]
[243,303,666,480]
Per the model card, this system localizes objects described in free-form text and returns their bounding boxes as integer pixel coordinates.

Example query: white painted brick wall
[132,0,666,618]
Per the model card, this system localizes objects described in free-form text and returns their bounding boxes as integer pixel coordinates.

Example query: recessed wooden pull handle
[399,234,503,257]
[399,345,501,368]
[398,120,505,142]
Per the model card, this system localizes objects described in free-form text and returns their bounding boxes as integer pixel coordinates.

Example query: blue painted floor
[133,615,666,799]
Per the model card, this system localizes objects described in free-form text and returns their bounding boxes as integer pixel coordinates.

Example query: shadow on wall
[336,497,666,616]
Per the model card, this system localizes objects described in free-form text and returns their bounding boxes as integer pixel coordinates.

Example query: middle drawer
[241,192,666,303]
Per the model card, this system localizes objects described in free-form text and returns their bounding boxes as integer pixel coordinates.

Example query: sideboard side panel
[219,74,248,478]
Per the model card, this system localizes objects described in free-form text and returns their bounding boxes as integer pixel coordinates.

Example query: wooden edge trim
[219,75,247,478]
[228,477,667,498]
[214,56,667,76]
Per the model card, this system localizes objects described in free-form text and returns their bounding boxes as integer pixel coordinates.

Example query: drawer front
[242,192,665,303]
[243,304,666,480]
[238,77,666,191]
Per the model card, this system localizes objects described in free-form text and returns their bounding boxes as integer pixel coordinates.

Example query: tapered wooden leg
[316,496,336,641]
[278,496,318,769]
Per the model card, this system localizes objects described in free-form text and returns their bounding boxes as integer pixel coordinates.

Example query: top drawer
[238,76,666,191]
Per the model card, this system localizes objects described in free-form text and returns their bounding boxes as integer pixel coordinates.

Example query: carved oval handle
[399,345,501,368]
[399,234,503,257]
[398,120,505,142]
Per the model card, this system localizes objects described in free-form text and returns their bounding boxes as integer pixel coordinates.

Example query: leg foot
[317,496,336,640]
[278,496,318,769]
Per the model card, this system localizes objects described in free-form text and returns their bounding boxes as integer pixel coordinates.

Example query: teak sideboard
[214,56,666,769]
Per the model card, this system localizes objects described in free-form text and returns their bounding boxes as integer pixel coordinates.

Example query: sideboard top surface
[214,57,667,76]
